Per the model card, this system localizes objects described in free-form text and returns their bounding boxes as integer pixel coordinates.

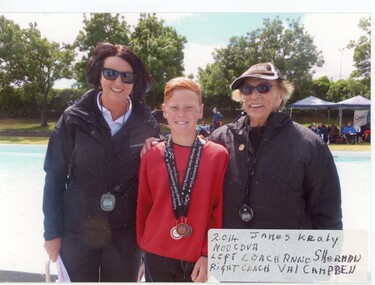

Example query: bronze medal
[100,193,116,211]
[170,226,182,240]
[176,223,189,236]
[184,224,192,238]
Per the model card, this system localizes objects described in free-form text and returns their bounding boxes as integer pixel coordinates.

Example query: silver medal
[170,226,182,240]
[100,193,116,211]
[239,204,254,222]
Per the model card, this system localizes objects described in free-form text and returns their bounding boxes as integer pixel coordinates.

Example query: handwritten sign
[208,229,368,283]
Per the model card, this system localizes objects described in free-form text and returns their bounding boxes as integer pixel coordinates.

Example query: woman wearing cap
[209,62,342,230]
[42,42,160,281]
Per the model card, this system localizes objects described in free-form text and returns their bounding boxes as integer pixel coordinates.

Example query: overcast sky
[0,0,372,89]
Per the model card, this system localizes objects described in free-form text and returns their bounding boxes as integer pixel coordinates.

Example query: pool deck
[0,270,57,282]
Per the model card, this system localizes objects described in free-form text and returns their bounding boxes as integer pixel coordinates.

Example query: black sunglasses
[102,68,136,84]
[240,84,274,95]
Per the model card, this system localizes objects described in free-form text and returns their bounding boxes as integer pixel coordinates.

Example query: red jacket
[137,140,228,262]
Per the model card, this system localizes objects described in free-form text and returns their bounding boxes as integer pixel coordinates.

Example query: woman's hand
[191,256,208,282]
[44,238,62,262]
[140,137,164,158]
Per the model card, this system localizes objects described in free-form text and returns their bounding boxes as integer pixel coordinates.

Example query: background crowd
[308,121,371,144]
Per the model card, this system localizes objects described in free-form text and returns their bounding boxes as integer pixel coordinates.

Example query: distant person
[211,107,223,131]
[362,123,371,143]
[197,120,210,138]
[342,121,357,144]
[357,122,370,143]
[328,123,340,143]
[308,122,321,137]
[42,42,160,282]
[318,122,329,143]
[364,129,371,143]
[137,77,229,282]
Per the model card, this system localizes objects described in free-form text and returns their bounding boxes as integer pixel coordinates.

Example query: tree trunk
[40,92,48,127]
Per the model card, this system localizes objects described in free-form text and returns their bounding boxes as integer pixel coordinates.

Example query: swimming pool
[332,150,371,163]
[0,144,372,274]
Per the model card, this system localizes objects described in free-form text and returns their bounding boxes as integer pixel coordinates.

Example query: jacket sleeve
[136,151,153,248]
[42,114,72,240]
[304,144,343,229]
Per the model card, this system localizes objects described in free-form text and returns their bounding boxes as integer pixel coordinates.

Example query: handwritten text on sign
[208,229,368,283]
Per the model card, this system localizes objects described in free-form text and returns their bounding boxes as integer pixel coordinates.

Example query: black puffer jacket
[209,112,342,230]
[43,89,160,241]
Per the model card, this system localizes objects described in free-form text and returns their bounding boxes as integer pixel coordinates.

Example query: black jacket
[209,112,342,230]
[43,89,160,241]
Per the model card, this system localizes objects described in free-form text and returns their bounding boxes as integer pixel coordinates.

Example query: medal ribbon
[164,135,203,219]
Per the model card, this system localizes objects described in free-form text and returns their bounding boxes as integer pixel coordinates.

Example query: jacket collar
[67,89,100,125]
[231,111,292,135]
[67,89,150,127]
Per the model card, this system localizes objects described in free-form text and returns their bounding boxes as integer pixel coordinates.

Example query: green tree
[311,76,332,100]
[199,36,248,112]
[130,13,186,109]
[49,88,83,116]
[198,56,240,112]
[327,78,369,102]
[73,13,131,89]
[0,16,74,126]
[0,87,31,117]
[347,17,371,80]
[345,78,370,98]
[198,17,324,109]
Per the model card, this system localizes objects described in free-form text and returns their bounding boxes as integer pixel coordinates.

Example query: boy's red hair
[164,77,202,104]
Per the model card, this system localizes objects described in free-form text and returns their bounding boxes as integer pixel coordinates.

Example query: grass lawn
[0,118,56,131]
[327,143,371,152]
[0,118,55,144]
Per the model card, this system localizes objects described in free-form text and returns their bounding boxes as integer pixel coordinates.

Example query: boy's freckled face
[162,88,203,135]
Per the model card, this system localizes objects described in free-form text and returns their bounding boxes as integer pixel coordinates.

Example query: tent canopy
[335,95,371,131]
[287,95,371,131]
[335,95,371,110]
[288,95,371,110]
[287,96,336,109]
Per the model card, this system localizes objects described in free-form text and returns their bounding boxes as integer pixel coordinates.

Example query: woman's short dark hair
[87,42,153,101]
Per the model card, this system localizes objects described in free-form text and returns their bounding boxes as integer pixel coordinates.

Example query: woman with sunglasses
[209,62,342,231]
[42,42,160,281]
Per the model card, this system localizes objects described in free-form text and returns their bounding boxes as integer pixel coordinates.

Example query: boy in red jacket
[136,77,228,282]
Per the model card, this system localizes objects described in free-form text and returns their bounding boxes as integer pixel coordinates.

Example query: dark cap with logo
[230,62,285,91]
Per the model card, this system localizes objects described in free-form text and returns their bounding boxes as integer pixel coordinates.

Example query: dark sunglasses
[102,68,136,84]
[240,84,274,95]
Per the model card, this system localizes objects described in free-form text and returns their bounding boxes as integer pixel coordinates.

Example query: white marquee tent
[287,95,371,134]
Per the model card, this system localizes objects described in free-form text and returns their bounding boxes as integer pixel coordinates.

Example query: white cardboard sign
[208,229,368,283]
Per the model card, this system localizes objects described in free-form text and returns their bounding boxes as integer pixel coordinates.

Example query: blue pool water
[0,144,372,275]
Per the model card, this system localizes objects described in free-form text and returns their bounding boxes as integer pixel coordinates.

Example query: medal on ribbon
[183,224,192,238]
[239,203,254,222]
[170,226,182,240]
[171,217,193,239]
[100,192,116,211]
[176,223,189,236]
[164,136,203,240]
